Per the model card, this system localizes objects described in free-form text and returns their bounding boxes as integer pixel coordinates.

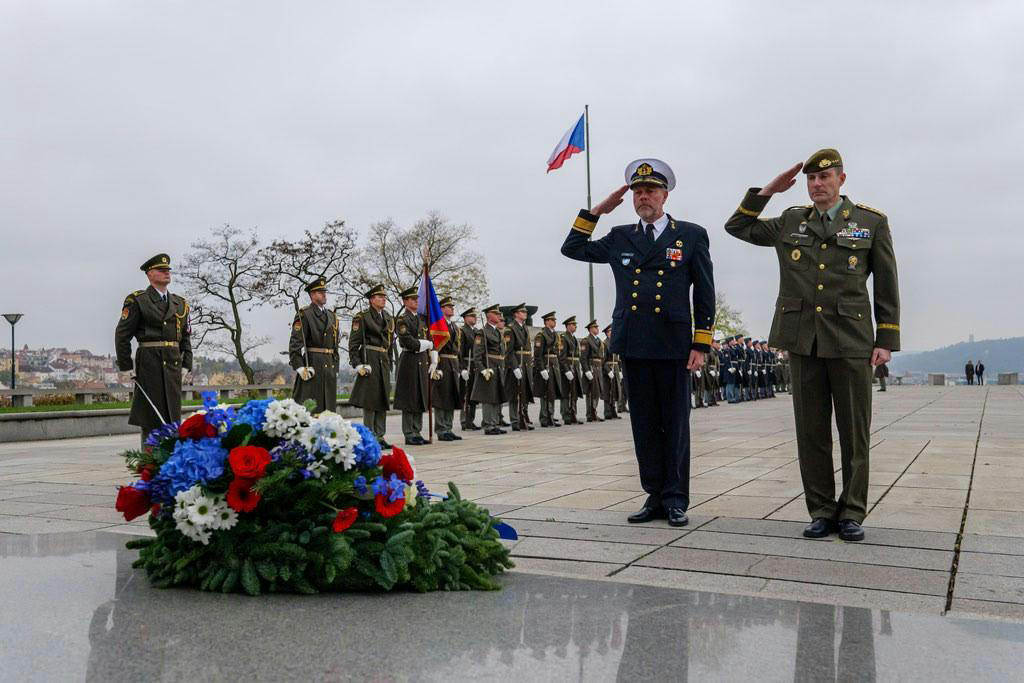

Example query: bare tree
[257,220,363,315]
[714,292,746,338]
[359,212,489,312]
[179,225,267,384]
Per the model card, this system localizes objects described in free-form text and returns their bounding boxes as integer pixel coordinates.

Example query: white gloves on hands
[429,349,439,365]
[513,368,523,380]
[728,367,736,373]
[710,370,717,377]
[417,339,433,353]
[608,370,615,379]
[695,370,702,378]
[585,370,594,381]
[481,368,494,381]
[356,364,372,376]
[540,369,550,381]
[460,369,470,381]
[430,368,443,380]
[565,371,574,381]
[297,366,316,381]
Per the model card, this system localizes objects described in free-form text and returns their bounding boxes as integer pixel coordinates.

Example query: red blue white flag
[417,272,450,350]
[546,113,586,172]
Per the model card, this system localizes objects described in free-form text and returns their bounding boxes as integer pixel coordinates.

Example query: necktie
[645,223,655,245]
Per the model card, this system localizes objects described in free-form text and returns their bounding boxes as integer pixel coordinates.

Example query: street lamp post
[3,314,23,390]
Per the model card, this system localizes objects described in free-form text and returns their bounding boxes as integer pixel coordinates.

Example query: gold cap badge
[637,163,653,176]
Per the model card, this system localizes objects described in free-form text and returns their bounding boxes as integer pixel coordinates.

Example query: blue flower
[353,475,368,495]
[201,391,218,410]
[415,480,430,498]
[370,474,406,503]
[236,399,272,431]
[156,437,228,495]
[352,424,382,468]
[144,421,181,448]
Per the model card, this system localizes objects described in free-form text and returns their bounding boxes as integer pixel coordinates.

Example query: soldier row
[691,336,792,408]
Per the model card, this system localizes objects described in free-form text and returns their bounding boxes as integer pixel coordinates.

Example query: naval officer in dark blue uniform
[561,159,715,526]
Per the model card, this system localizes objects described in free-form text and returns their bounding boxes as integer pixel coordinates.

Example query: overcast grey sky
[3,1,1021,358]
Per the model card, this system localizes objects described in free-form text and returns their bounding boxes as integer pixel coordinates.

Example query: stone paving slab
[4,386,1024,621]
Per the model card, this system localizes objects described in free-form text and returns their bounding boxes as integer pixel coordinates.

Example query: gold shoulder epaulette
[133,290,144,296]
[856,203,886,217]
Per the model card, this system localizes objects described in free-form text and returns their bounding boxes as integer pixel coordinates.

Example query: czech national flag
[417,272,450,350]
[546,113,585,172]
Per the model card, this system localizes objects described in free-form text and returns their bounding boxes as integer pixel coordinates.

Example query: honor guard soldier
[580,319,606,422]
[458,308,480,430]
[558,316,585,425]
[471,304,508,435]
[115,253,192,444]
[507,303,535,431]
[602,324,624,419]
[533,311,564,427]
[498,319,513,427]
[348,284,395,449]
[432,296,463,441]
[706,339,721,406]
[726,148,901,542]
[288,278,339,414]
[393,286,433,445]
[561,158,715,527]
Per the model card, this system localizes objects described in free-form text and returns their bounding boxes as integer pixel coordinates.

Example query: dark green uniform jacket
[115,286,192,433]
[289,305,339,413]
[726,192,900,357]
[580,334,607,396]
[559,333,585,396]
[506,321,535,402]
[471,323,507,404]
[347,307,394,412]
[393,309,430,413]
[532,327,564,400]
[431,318,462,411]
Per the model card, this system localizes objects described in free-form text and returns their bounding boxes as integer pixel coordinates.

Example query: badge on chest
[666,248,682,261]
[620,252,634,266]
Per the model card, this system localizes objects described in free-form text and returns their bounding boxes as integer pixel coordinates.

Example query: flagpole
[423,251,434,443]
[585,104,594,323]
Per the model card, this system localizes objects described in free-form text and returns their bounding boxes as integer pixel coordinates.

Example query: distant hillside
[891,337,1024,376]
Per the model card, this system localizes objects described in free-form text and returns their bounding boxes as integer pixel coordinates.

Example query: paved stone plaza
[1,386,1023,625]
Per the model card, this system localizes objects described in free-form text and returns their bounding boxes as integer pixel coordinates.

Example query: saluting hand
[758,163,803,197]
[590,185,629,215]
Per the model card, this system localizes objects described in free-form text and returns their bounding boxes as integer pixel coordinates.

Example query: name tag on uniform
[666,248,682,261]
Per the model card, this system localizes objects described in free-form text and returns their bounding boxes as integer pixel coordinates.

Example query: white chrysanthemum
[263,399,313,439]
[297,411,360,469]
[174,513,212,544]
[305,460,329,479]
[186,495,217,526]
[208,499,238,530]
[174,485,203,509]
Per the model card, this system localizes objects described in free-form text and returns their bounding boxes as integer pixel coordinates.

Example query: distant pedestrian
[964,360,974,385]
[874,362,889,392]
[976,361,985,385]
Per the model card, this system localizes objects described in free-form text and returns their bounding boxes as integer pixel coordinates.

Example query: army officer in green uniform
[725,148,900,542]
[289,278,340,414]
[394,286,433,445]
[349,284,395,449]
[115,253,193,444]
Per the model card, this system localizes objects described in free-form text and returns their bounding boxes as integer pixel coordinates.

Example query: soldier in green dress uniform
[533,311,564,427]
[432,296,463,441]
[470,304,508,435]
[393,285,433,445]
[458,308,480,430]
[288,278,340,414]
[602,324,624,418]
[115,253,192,444]
[580,319,606,422]
[348,283,395,448]
[506,303,535,431]
[559,316,584,425]
[725,148,901,542]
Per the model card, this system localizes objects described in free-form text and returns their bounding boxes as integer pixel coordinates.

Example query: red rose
[179,413,216,440]
[374,493,405,518]
[115,486,151,521]
[332,507,359,533]
[228,445,272,479]
[226,478,261,512]
[380,447,415,482]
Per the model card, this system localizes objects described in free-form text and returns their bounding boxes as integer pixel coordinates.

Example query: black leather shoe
[838,519,865,542]
[499,420,511,427]
[627,507,664,524]
[449,432,462,440]
[484,428,507,435]
[437,432,455,441]
[667,508,689,527]
[526,425,535,431]
[511,426,522,431]
[803,518,834,538]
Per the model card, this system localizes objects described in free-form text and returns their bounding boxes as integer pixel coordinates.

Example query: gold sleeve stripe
[693,329,713,345]
[877,323,900,331]
[736,205,761,217]
[573,216,596,234]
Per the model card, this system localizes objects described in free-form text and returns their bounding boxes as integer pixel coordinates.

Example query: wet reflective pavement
[2,533,1023,681]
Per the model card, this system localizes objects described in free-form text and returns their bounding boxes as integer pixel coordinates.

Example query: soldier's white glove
[710,370,717,377]
[513,368,523,380]
[695,370,702,378]
[356,364,372,376]
[481,368,494,381]
[429,349,439,365]
[460,369,470,381]
[297,366,316,381]
[608,370,615,379]
[540,369,550,381]
[729,367,736,373]
[565,371,574,381]
[417,340,433,353]
[585,370,594,381]
[430,368,443,380]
